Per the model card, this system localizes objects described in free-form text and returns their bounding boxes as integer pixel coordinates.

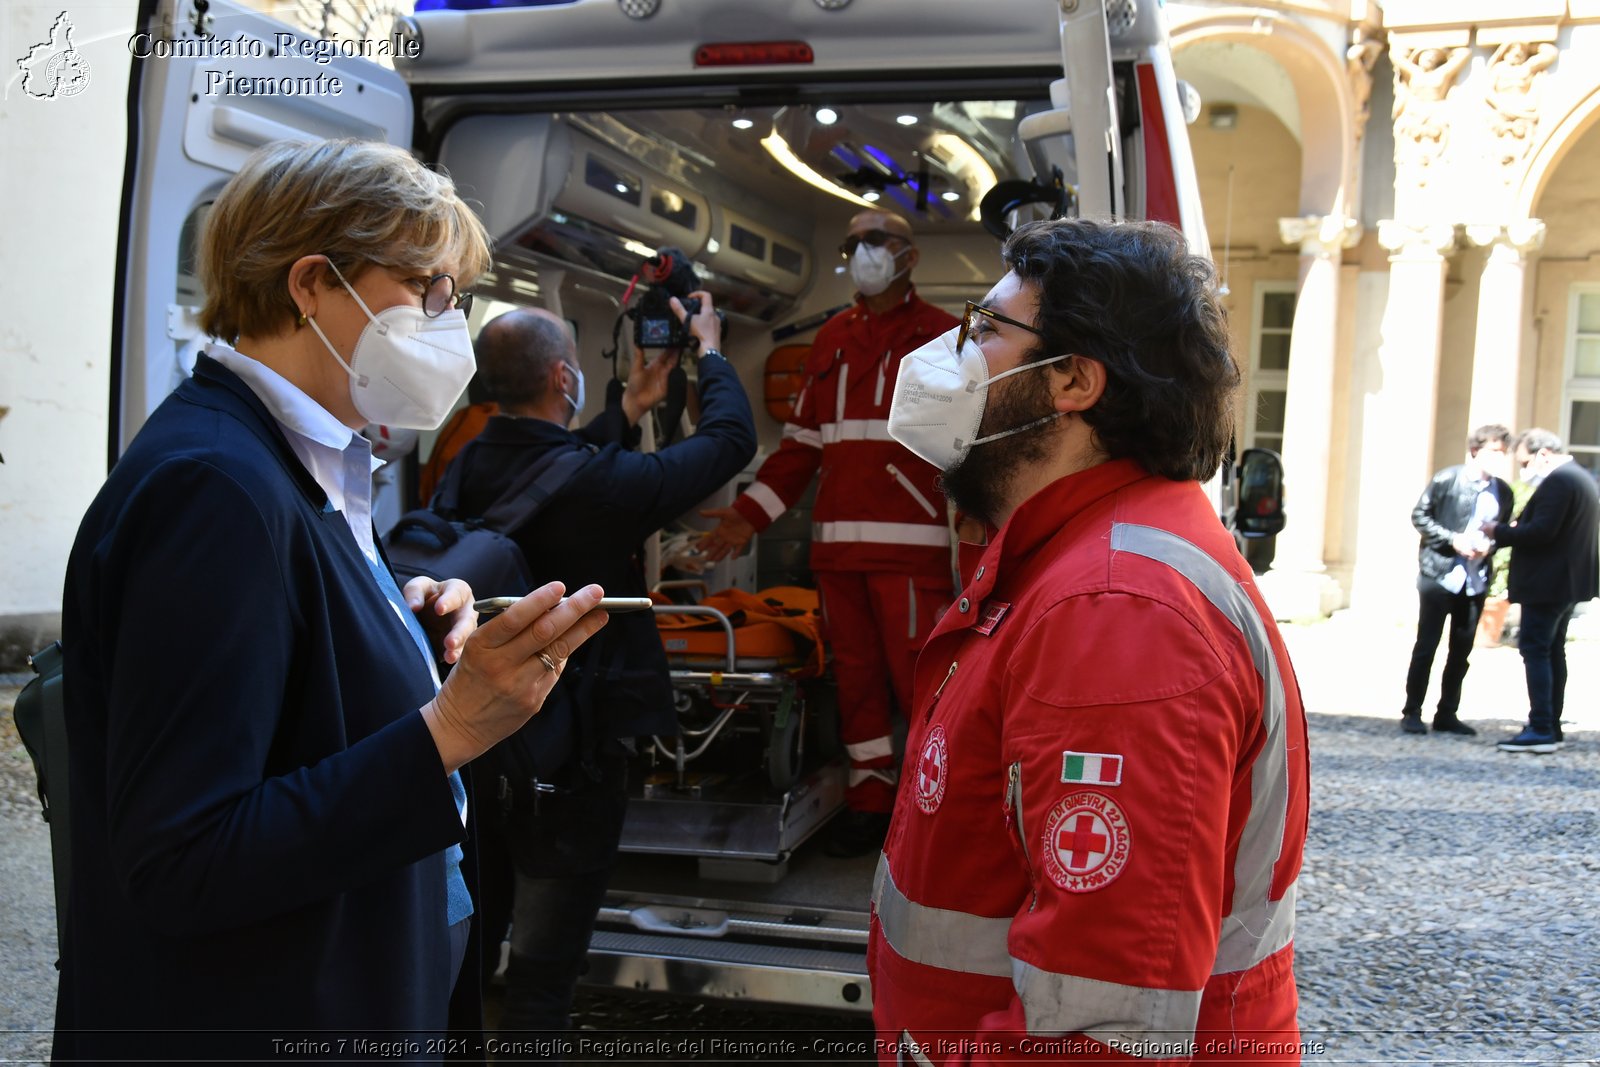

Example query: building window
[1564,288,1600,478]
[1246,282,1296,454]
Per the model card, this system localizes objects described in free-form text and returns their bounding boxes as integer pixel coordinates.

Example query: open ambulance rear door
[112,0,414,466]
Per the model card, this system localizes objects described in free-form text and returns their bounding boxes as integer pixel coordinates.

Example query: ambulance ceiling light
[618,0,659,19]
[732,117,756,130]
[896,114,918,126]
[815,107,839,126]
[761,129,877,208]
[927,133,998,222]
[941,190,961,202]
[862,191,881,202]
[1209,104,1238,130]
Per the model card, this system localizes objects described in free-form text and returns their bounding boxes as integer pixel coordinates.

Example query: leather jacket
[1412,464,1513,588]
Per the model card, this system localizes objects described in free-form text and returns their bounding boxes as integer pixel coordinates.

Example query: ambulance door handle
[211,106,321,151]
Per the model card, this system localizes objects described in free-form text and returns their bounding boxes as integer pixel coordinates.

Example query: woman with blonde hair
[54,139,606,1060]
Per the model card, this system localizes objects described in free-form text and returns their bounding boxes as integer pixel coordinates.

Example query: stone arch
[1517,80,1600,219]
[1170,11,1359,219]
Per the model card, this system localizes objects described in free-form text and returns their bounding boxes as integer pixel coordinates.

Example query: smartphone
[474,595,656,615]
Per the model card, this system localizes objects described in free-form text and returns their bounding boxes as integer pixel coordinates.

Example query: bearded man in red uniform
[871,218,1310,1063]
[702,209,959,857]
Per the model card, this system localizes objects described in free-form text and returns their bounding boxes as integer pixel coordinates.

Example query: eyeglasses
[957,300,1044,353]
[838,228,907,259]
[414,273,474,318]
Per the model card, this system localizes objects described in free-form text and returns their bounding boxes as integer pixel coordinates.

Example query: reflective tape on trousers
[814,520,948,548]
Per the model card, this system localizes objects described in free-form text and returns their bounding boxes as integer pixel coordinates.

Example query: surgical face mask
[305,264,476,430]
[887,326,1072,471]
[563,362,586,417]
[1519,458,1544,485]
[849,242,906,296]
[1474,448,1510,483]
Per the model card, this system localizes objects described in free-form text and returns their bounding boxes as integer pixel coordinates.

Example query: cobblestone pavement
[3,612,1598,1064]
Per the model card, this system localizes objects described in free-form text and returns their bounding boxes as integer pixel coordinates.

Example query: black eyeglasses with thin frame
[838,228,908,259]
[958,300,1043,353]
[414,273,474,318]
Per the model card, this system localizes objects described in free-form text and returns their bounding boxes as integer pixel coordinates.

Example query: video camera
[628,248,725,349]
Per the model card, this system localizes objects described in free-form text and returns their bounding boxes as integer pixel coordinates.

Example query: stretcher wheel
[766,698,803,792]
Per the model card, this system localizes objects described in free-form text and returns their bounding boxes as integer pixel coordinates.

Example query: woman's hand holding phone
[422,582,610,772]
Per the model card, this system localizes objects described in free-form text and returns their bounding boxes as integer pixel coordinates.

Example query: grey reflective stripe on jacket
[873,857,1012,977]
[1110,523,1296,974]
[877,856,1207,1046]
[1012,960,1205,1053]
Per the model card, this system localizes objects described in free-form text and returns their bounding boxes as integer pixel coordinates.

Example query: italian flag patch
[1060,751,1123,786]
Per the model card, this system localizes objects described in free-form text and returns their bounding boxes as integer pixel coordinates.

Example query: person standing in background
[1399,424,1514,737]
[1484,429,1600,753]
[700,209,959,858]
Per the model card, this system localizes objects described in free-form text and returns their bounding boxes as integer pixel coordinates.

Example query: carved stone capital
[1279,215,1362,257]
[1377,220,1459,257]
[1463,220,1546,256]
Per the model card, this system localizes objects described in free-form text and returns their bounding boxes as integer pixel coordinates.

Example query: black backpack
[385,440,594,597]
[385,439,600,790]
[13,641,71,958]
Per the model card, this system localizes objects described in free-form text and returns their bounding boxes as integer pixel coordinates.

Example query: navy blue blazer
[455,351,757,740]
[56,357,469,1061]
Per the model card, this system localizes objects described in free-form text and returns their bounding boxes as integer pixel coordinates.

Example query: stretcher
[616,586,846,866]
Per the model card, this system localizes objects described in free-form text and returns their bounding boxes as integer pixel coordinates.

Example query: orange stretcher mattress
[654,587,825,677]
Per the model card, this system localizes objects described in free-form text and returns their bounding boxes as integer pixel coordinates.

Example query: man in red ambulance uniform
[702,209,959,857]
[871,218,1310,1063]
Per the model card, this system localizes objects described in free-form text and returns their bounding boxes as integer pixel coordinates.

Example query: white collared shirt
[207,342,382,562]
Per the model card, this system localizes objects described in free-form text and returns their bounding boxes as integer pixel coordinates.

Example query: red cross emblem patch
[915,725,949,815]
[1041,791,1131,893]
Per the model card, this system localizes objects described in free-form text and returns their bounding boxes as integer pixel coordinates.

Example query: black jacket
[455,352,757,740]
[1411,464,1513,590]
[1494,459,1600,605]
[58,358,470,1060]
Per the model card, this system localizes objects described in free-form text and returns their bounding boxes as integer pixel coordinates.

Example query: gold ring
[538,651,559,672]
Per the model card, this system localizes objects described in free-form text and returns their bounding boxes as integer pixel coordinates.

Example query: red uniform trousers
[817,569,948,813]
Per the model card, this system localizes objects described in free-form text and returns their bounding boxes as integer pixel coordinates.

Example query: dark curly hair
[1001,218,1240,481]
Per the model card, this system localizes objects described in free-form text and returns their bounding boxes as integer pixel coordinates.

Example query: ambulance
[116,0,1266,1015]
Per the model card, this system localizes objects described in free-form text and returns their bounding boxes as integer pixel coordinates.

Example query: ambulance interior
[396,94,1063,874]
[419,96,1059,592]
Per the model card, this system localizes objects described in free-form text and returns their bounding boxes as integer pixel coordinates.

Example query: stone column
[1463,220,1545,432]
[1349,221,1459,616]
[1257,215,1362,620]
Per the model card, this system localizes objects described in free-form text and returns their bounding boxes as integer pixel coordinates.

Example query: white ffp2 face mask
[563,362,586,419]
[887,326,1072,471]
[849,242,906,296]
[305,263,476,431]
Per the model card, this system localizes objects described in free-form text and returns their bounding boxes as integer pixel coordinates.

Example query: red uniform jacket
[869,460,1311,1064]
[732,290,959,575]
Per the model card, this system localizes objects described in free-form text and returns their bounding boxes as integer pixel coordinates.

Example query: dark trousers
[494,743,630,1053]
[1517,601,1577,735]
[1403,584,1486,720]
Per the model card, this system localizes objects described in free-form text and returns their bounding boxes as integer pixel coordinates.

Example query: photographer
[455,299,755,1043]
